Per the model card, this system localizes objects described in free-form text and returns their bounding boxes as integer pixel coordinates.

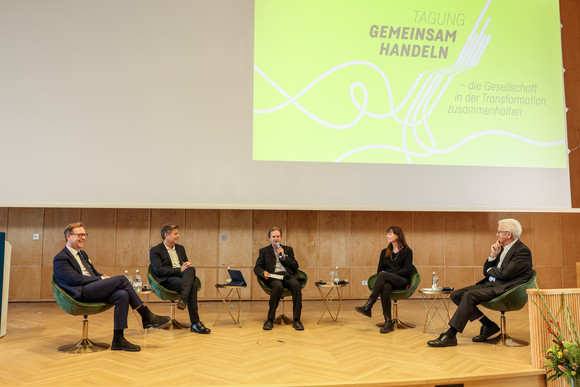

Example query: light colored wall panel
[413,212,444,267]
[7,207,44,266]
[286,210,318,268]
[300,266,319,300]
[351,211,382,267]
[81,208,117,270]
[350,266,375,299]
[445,267,477,292]
[473,212,502,260]
[444,212,475,267]
[560,213,580,267]
[115,209,150,272]
[196,267,218,300]
[219,210,252,268]
[187,209,220,267]
[532,212,562,267]
[319,211,350,268]
[149,209,185,248]
[9,266,41,300]
[535,267,563,289]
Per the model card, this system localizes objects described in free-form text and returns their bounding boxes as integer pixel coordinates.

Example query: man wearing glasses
[427,218,533,347]
[53,222,171,352]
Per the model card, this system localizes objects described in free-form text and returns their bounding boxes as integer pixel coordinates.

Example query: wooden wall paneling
[350,266,374,299]
[7,208,44,301]
[560,213,580,268]
[535,267,564,289]
[41,208,81,300]
[413,212,444,268]
[415,266,438,295]
[219,210,252,268]
[444,212,475,268]
[81,208,117,271]
[563,264,577,288]
[381,211,414,247]
[318,211,350,268]
[286,210,318,269]
[196,267,218,300]
[115,209,150,278]
[350,211,382,267]
[0,207,7,233]
[251,209,286,264]
[186,209,219,268]
[301,267,321,300]
[445,267,477,293]
[149,209,185,248]
[531,212,563,268]
[473,212,502,263]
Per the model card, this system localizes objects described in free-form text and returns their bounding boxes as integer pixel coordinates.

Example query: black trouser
[370,271,408,318]
[161,267,199,324]
[81,275,142,330]
[448,282,498,332]
[265,275,302,321]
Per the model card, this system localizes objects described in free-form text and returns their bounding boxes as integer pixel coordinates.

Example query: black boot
[111,330,141,352]
[380,317,394,333]
[355,297,376,318]
[137,305,172,329]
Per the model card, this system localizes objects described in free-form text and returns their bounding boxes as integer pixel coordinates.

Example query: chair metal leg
[487,312,528,346]
[392,300,415,329]
[58,315,110,354]
[273,297,293,325]
[160,301,188,329]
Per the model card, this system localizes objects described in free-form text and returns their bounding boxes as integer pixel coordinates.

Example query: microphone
[276,242,284,260]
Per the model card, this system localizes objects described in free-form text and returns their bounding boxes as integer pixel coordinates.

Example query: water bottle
[134,269,142,292]
[226,266,232,284]
[335,266,339,283]
[431,271,439,291]
[124,270,132,285]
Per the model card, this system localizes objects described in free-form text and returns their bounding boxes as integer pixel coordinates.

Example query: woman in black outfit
[355,225,413,333]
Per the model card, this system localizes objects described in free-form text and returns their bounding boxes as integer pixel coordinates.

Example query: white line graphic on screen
[254,0,565,164]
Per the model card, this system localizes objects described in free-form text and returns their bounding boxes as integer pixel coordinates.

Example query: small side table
[315,282,348,325]
[214,284,245,327]
[419,288,452,335]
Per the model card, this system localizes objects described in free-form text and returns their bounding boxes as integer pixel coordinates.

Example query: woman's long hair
[385,225,409,257]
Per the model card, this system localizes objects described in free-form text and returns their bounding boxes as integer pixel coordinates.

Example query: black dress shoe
[176,299,186,310]
[263,320,273,330]
[427,333,457,347]
[472,324,500,342]
[111,336,141,352]
[142,312,172,329]
[292,320,304,331]
[190,321,211,334]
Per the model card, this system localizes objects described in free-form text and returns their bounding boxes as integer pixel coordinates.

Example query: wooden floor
[0,299,545,386]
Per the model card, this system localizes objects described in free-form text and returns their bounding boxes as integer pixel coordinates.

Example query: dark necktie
[78,251,96,277]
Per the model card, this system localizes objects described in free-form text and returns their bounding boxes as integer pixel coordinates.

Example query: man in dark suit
[428,218,533,347]
[53,222,171,352]
[254,226,303,331]
[150,223,210,334]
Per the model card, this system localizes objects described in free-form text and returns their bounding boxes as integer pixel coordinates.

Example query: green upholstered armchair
[51,276,113,353]
[147,264,201,329]
[257,270,308,324]
[367,265,421,329]
[481,269,537,346]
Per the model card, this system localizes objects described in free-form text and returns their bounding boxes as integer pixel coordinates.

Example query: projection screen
[0,0,570,210]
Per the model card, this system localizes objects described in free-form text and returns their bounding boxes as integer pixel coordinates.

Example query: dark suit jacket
[476,239,533,293]
[53,247,103,299]
[150,242,190,282]
[254,244,299,278]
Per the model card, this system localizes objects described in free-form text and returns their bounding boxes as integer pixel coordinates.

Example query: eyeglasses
[70,233,89,238]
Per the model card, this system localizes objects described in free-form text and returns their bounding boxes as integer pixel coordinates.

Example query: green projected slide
[253,0,567,168]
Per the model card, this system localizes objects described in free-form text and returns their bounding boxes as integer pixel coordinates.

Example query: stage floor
[0,299,544,386]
